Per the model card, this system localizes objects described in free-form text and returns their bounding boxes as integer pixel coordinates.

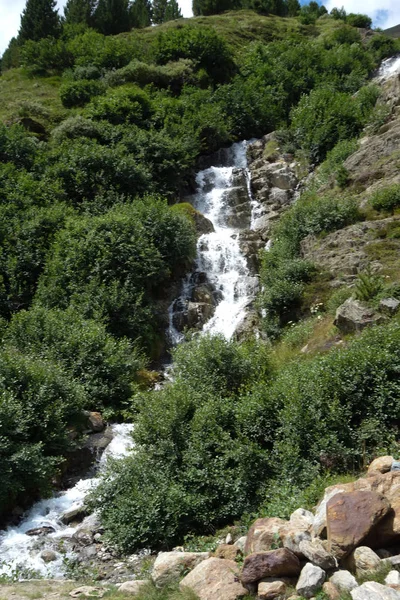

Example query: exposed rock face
[214,544,241,560]
[326,490,390,558]
[241,549,301,584]
[379,298,400,316]
[296,563,326,598]
[334,298,386,334]
[283,529,311,557]
[152,551,209,586]
[180,557,247,600]
[351,581,400,600]
[60,503,87,525]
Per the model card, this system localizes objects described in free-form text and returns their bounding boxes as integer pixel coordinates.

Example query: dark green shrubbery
[370,184,400,214]
[92,321,400,551]
[0,347,86,516]
[60,78,106,107]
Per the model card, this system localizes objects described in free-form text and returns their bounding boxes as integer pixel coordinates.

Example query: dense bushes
[0,347,86,516]
[370,184,400,214]
[60,78,106,107]
[92,321,400,551]
[35,199,196,346]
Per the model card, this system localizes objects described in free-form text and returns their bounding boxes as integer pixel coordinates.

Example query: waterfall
[169,140,260,341]
[376,54,400,81]
[0,424,134,579]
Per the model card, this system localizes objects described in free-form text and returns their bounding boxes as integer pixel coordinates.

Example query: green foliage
[35,199,196,346]
[193,0,240,17]
[130,0,152,27]
[64,0,96,27]
[370,184,400,214]
[317,138,358,185]
[0,346,86,517]
[6,306,144,412]
[93,0,131,35]
[326,287,353,315]
[85,86,151,125]
[346,13,372,29]
[0,124,38,169]
[354,267,383,302]
[155,26,235,83]
[67,29,140,69]
[20,37,73,73]
[18,0,60,42]
[60,78,106,107]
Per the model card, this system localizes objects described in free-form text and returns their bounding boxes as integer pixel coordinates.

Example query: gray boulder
[296,563,325,599]
[299,539,337,570]
[334,298,386,334]
[351,582,400,600]
[330,570,358,592]
[379,298,400,316]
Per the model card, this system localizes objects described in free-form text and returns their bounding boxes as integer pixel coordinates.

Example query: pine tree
[64,0,96,26]
[93,0,131,34]
[164,0,182,21]
[152,0,168,23]
[130,0,152,28]
[192,0,239,16]
[287,0,300,17]
[18,0,60,42]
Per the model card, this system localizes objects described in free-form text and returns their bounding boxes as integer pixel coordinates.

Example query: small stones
[40,550,57,563]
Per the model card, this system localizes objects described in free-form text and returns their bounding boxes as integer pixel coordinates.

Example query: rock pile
[116,456,400,599]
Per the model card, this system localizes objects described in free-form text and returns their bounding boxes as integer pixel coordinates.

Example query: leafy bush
[0,347,86,517]
[20,37,73,74]
[346,13,372,29]
[0,124,38,169]
[370,184,400,214]
[105,59,196,93]
[6,306,144,412]
[60,79,106,108]
[67,29,141,69]
[85,86,152,125]
[35,199,196,346]
[354,267,383,302]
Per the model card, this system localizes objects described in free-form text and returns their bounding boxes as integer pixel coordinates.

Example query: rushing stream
[0,140,258,580]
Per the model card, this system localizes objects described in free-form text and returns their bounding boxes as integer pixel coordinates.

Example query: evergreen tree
[287,0,300,17]
[93,0,131,34]
[152,0,168,23]
[164,0,182,21]
[18,0,60,42]
[64,0,96,26]
[130,0,152,28]
[192,0,239,16]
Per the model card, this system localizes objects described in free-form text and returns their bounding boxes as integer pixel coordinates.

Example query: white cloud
[0,0,193,55]
[325,0,400,30]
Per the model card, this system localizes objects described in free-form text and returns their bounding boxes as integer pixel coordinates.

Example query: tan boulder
[152,551,209,586]
[245,518,287,555]
[289,509,314,531]
[257,581,286,600]
[85,411,105,432]
[361,472,400,548]
[214,544,241,561]
[323,581,341,600]
[179,557,247,600]
[118,580,149,595]
[313,482,355,538]
[241,549,301,585]
[326,490,390,558]
[368,457,394,475]
[342,546,381,574]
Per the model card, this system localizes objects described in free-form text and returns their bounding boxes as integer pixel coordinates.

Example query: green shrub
[85,86,152,125]
[72,64,102,80]
[346,13,372,29]
[6,306,144,412]
[0,124,38,169]
[60,79,106,108]
[20,37,73,74]
[67,29,141,69]
[51,116,110,142]
[370,184,400,214]
[354,267,383,302]
[326,287,353,314]
[0,347,86,517]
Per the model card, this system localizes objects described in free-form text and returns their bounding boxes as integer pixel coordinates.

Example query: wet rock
[241,549,301,585]
[79,544,98,561]
[118,580,149,595]
[351,581,400,600]
[334,298,386,334]
[268,164,297,190]
[26,526,55,536]
[152,551,209,587]
[192,284,217,305]
[193,211,214,236]
[299,539,337,570]
[41,550,57,563]
[379,298,400,315]
[258,580,287,600]
[238,230,266,272]
[245,518,288,554]
[269,188,292,206]
[368,457,394,475]
[180,557,247,600]
[327,490,390,558]
[330,570,358,592]
[225,202,252,229]
[296,563,325,599]
[84,411,105,433]
[61,503,87,525]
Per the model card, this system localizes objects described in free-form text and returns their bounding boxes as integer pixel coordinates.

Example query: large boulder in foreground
[351,581,400,600]
[334,298,385,334]
[180,557,247,600]
[342,547,381,575]
[152,551,209,586]
[368,457,394,475]
[326,490,390,558]
[241,549,301,585]
[245,518,288,555]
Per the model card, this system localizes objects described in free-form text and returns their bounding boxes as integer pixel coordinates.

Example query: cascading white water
[376,54,400,81]
[0,424,134,579]
[169,141,259,341]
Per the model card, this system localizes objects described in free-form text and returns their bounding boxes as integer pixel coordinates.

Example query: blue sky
[0,0,399,54]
